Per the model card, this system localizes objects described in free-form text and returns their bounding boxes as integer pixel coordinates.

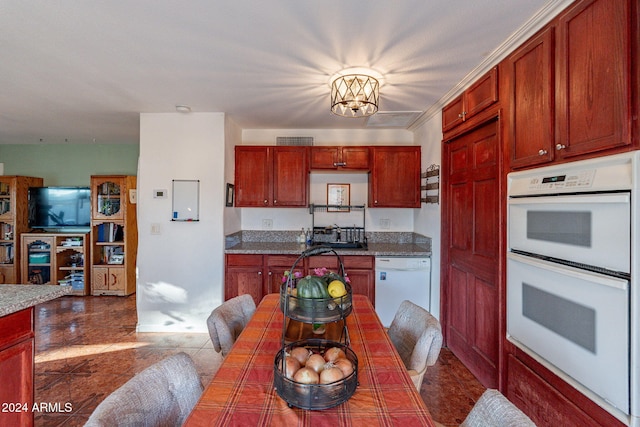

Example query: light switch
[151,223,161,235]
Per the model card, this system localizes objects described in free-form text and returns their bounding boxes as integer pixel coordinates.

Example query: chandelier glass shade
[330,73,379,117]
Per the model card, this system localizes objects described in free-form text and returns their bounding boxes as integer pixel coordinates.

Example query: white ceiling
[0,1,568,145]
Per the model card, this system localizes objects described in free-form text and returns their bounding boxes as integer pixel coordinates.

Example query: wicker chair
[85,352,203,427]
[463,389,536,426]
[387,300,443,391]
[206,294,256,357]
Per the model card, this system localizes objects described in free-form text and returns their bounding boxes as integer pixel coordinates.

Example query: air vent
[276,136,314,146]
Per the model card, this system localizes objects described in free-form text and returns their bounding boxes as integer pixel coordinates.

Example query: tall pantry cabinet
[0,176,43,284]
[90,175,137,296]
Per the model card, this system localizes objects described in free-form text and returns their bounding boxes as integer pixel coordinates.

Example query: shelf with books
[90,175,137,296]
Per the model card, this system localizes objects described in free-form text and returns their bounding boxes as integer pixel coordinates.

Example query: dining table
[185,293,436,426]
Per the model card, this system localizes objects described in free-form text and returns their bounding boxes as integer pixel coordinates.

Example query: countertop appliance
[374,256,431,327]
[507,151,639,426]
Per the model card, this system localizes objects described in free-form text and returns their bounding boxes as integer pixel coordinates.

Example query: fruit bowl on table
[280,271,352,323]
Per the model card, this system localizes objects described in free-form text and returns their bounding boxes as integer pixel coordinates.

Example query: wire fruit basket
[274,246,359,410]
[279,247,353,323]
[274,339,358,410]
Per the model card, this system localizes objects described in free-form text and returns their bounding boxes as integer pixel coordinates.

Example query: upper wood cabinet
[235,146,309,207]
[507,26,555,168]
[554,0,632,159]
[508,0,634,169]
[368,146,421,208]
[310,146,370,170]
[443,67,498,132]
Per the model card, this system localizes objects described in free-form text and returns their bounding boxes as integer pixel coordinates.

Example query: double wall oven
[507,152,639,426]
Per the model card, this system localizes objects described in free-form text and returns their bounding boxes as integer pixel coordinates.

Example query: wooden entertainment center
[0,174,137,296]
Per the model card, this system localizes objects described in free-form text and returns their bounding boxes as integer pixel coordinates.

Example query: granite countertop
[0,284,72,317]
[225,240,431,257]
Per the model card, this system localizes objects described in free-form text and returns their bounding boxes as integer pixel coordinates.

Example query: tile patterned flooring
[33,295,485,426]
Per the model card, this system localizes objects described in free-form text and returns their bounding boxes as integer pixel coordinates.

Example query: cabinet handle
[257,271,262,275]
[556,143,566,151]
[264,199,268,205]
[273,200,277,205]
[538,149,548,156]
[333,162,347,167]
[458,113,464,118]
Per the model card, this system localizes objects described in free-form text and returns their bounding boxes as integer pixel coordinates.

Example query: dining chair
[206,294,256,357]
[387,299,443,391]
[84,352,203,427]
[432,388,536,427]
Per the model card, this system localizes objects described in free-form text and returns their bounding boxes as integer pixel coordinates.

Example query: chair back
[387,300,443,390]
[85,352,203,427]
[461,389,536,426]
[207,294,256,356]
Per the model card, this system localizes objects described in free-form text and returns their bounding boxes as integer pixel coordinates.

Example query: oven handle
[507,252,629,291]
[508,193,630,205]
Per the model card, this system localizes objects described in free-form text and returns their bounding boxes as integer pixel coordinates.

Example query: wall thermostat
[153,189,167,199]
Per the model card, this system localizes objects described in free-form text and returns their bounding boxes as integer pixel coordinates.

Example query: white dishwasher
[374,257,431,327]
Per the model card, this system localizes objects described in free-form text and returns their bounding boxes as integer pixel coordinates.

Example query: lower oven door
[507,252,629,414]
[508,192,630,273]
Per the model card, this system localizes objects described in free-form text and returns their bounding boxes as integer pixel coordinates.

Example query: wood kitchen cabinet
[369,146,421,208]
[234,146,308,207]
[442,67,498,132]
[0,308,34,427]
[226,253,375,307]
[310,146,370,170]
[507,0,634,169]
[554,0,632,159]
[507,26,555,169]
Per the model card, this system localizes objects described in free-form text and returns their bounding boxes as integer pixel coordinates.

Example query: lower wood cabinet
[507,354,624,427]
[225,253,375,307]
[0,308,34,427]
[92,266,126,295]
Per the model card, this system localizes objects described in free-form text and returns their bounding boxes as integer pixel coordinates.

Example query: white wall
[413,112,443,320]
[137,112,227,332]
[240,128,415,231]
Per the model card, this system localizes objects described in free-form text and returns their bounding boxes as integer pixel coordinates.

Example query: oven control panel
[525,169,595,191]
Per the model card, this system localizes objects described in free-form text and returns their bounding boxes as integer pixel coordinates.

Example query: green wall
[0,144,139,186]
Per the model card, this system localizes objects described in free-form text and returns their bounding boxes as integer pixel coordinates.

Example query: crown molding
[409,0,575,132]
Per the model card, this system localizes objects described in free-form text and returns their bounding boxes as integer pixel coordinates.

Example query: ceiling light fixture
[330,68,382,118]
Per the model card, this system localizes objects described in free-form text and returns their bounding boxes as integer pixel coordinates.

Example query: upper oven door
[508,192,630,273]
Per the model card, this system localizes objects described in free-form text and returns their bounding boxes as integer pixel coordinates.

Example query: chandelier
[330,73,380,118]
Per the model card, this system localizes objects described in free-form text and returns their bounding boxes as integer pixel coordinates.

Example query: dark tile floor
[33,295,485,426]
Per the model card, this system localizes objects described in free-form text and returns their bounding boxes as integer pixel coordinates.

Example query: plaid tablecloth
[185,294,435,426]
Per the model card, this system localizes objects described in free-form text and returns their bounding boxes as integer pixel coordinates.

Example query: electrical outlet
[150,223,161,235]
[262,219,273,229]
[380,219,391,229]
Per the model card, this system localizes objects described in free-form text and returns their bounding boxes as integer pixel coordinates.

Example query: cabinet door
[508,27,555,169]
[225,267,264,307]
[465,67,498,119]
[92,177,125,220]
[369,147,421,208]
[234,147,271,207]
[341,147,370,170]
[22,236,54,285]
[310,147,340,169]
[92,266,109,291]
[442,94,465,132]
[266,255,301,294]
[108,267,126,291]
[272,147,308,207]
[555,0,631,158]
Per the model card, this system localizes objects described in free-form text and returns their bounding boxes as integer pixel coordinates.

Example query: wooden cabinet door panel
[508,26,555,168]
[443,118,500,388]
[92,267,109,291]
[0,266,15,284]
[108,268,125,291]
[272,147,308,207]
[345,269,374,304]
[556,0,631,158]
[442,94,465,132]
[341,147,370,169]
[310,147,339,169]
[0,339,34,427]
[225,267,263,307]
[369,147,420,208]
[465,67,498,118]
[234,147,270,207]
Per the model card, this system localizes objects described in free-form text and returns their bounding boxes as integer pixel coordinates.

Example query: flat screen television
[28,187,91,229]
